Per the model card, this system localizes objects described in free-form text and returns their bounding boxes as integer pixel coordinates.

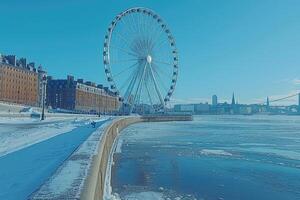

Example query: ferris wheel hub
[146,55,152,64]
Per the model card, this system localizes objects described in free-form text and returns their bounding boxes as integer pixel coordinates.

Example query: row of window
[0,65,36,75]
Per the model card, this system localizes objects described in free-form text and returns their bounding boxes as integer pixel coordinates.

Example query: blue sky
[1,0,300,105]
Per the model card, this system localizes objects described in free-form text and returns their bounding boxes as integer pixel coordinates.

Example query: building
[194,103,210,114]
[212,95,218,106]
[174,104,195,113]
[174,103,209,114]
[0,54,47,107]
[17,58,27,68]
[46,75,120,113]
[3,55,16,66]
[238,105,252,115]
[0,61,38,106]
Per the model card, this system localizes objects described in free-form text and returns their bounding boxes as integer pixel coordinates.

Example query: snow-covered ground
[31,118,113,199]
[0,101,31,113]
[0,117,112,200]
[0,116,100,157]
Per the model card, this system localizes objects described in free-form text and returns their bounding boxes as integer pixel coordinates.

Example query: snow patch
[115,138,123,153]
[200,149,233,156]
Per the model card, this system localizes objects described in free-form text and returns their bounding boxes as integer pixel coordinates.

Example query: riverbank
[80,117,143,200]
[80,114,192,200]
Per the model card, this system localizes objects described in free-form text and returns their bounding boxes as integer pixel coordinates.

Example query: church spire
[231,93,236,105]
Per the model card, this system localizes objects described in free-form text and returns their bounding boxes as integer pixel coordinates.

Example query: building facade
[46,75,120,113]
[0,62,39,106]
[0,54,47,107]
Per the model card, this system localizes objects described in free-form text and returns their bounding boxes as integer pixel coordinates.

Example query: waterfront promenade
[0,114,191,200]
[0,116,109,200]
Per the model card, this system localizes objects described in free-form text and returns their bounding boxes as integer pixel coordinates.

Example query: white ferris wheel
[103,7,178,113]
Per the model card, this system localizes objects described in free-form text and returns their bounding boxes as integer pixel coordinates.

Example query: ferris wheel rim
[103,7,179,107]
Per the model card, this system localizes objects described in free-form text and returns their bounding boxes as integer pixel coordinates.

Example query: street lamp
[41,75,47,120]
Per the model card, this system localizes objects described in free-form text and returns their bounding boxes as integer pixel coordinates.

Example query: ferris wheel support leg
[144,72,154,109]
[124,66,142,106]
[130,62,147,113]
[149,63,165,110]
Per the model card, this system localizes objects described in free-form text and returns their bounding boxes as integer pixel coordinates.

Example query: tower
[231,93,236,106]
[212,95,218,106]
[267,97,270,107]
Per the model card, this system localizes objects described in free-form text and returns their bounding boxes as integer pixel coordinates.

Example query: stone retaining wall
[80,117,142,200]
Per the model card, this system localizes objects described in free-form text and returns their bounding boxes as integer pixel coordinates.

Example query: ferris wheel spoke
[113,62,139,79]
[110,58,141,65]
[137,13,145,40]
[130,13,142,39]
[132,40,145,56]
[124,14,137,36]
[110,45,140,57]
[151,27,165,50]
[152,63,172,81]
[153,39,169,50]
[114,31,135,50]
[151,65,169,93]
[141,15,149,40]
[152,59,173,66]
[120,16,136,40]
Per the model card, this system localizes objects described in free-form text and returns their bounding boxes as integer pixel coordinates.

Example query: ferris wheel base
[119,103,166,115]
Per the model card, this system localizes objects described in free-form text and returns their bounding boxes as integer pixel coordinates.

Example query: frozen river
[111,115,300,200]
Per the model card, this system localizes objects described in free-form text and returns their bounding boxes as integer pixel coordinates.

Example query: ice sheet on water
[245,147,300,161]
[124,191,164,200]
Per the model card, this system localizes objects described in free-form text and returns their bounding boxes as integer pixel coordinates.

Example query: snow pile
[30,117,113,199]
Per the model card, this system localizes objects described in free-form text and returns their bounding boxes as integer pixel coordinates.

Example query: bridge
[258,92,300,107]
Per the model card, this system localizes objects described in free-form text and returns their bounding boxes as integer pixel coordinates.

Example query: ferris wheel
[103,7,178,113]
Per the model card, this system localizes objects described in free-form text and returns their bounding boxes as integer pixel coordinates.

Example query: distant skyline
[1,0,300,105]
